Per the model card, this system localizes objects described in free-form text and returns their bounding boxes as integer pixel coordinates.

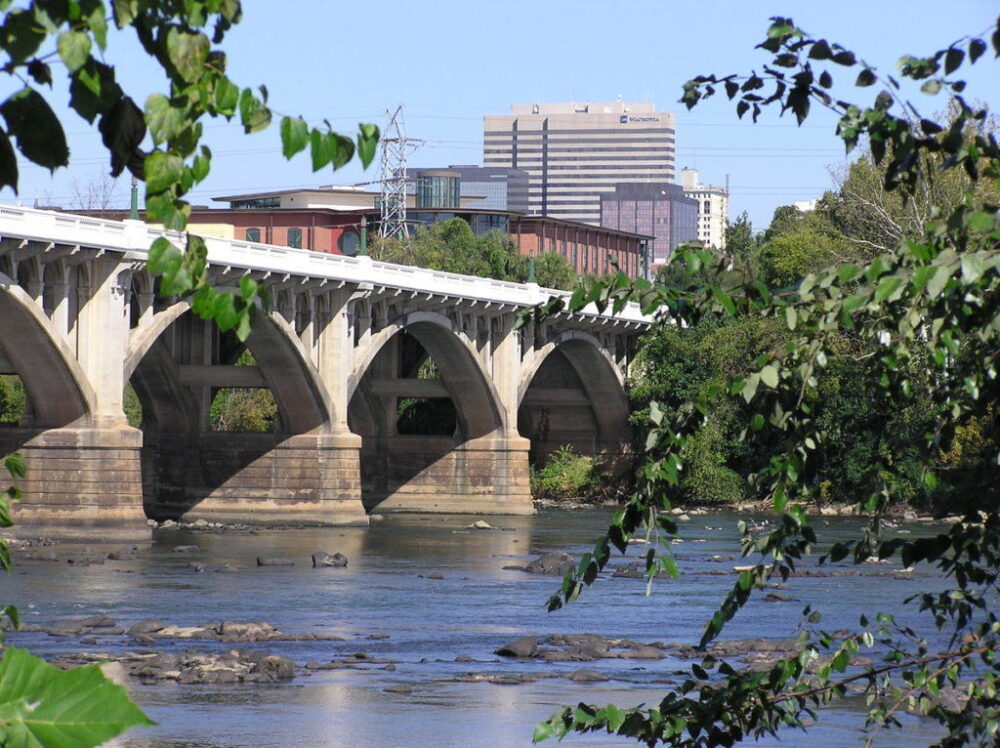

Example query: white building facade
[680,168,729,249]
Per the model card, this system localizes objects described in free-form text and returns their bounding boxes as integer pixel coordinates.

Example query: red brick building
[73,204,650,278]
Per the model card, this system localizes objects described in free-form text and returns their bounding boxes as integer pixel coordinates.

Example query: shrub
[531,446,598,500]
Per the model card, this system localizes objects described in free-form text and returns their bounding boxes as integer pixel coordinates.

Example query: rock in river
[312,552,348,568]
[524,552,575,576]
[494,635,538,658]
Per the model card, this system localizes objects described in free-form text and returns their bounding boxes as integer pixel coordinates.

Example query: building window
[287,228,302,249]
[703,200,711,213]
[232,197,279,209]
[339,231,360,257]
[245,228,261,242]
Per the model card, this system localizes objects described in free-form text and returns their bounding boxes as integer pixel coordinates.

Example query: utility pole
[378,106,422,241]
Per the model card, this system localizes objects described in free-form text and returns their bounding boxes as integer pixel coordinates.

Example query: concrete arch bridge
[0,207,647,526]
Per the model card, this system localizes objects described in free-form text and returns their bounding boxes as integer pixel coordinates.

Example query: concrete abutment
[0,426,146,526]
[143,431,368,526]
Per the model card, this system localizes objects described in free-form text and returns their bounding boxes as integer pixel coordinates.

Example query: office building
[600,183,698,266]
[483,102,676,224]
[680,168,729,249]
[404,166,529,213]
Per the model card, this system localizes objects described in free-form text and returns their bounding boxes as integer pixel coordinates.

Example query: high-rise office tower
[483,102,676,225]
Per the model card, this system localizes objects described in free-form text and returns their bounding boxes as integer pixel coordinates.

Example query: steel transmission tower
[378,106,422,240]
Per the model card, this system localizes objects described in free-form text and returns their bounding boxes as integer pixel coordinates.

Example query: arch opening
[518,337,632,472]
[130,309,332,520]
[349,324,503,510]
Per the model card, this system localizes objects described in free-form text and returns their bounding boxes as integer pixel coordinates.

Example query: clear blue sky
[9,0,999,230]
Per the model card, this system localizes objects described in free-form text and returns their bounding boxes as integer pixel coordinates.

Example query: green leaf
[144,150,184,194]
[280,116,309,159]
[855,68,876,86]
[57,31,92,73]
[213,77,240,116]
[1,10,46,63]
[943,47,964,75]
[960,253,987,283]
[310,128,331,170]
[874,276,902,302]
[147,237,182,275]
[4,453,26,480]
[0,647,153,747]
[357,123,379,168]
[0,130,18,193]
[166,28,209,82]
[239,88,271,133]
[144,94,186,145]
[760,365,779,389]
[926,264,953,298]
[784,306,797,330]
[741,373,760,403]
[532,720,554,743]
[1,88,69,172]
[88,6,108,49]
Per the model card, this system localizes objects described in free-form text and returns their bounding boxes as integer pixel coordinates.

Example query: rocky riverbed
[1,509,953,746]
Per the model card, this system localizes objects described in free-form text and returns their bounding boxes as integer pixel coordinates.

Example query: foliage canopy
[531,15,1000,747]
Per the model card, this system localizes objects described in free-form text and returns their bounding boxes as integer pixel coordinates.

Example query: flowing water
[3,509,952,747]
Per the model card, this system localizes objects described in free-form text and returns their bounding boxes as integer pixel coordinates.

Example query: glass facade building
[414,170,461,209]
[600,183,698,265]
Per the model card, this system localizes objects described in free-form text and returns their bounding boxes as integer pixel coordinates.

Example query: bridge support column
[365,433,533,515]
[144,430,367,526]
[0,426,145,525]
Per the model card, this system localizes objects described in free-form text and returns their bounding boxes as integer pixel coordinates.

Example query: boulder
[79,615,116,628]
[466,520,493,530]
[494,635,538,658]
[173,545,200,553]
[567,669,609,682]
[128,620,165,636]
[311,552,348,568]
[249,655,295,681]
[47,620,85,637]
[107,545,139,560]
[524,552,575,576]
[618,645,665,660]
[215,620,278,641]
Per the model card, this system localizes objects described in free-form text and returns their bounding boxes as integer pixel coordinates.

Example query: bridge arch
[128,304,335,433]
[128,304,342,521]
[518,330,631,465]
[350,310,504,437]
[348,310,507,511]
[0,273,95,427]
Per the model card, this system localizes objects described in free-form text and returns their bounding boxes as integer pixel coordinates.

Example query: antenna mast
[379,105,419,240]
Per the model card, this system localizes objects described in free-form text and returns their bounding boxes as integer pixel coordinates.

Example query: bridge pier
[0,426,145,525]
[361,433,533,514]
[143,431,367,525]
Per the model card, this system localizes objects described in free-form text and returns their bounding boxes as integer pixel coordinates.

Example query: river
[2,509,951,747]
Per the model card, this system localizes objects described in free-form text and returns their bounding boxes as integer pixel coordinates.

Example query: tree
[828,109,1000,255]
[532,15,1000,746]
[371,218,576,290]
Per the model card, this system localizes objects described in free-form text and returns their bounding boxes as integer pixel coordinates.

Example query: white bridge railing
[0,205,649,324]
